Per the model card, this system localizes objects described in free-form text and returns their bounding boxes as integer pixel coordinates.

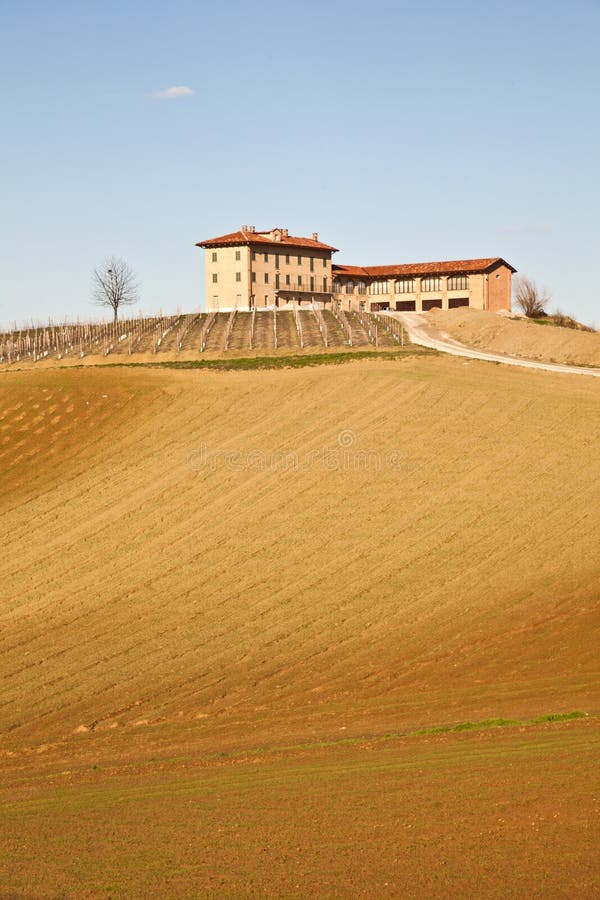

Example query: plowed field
[1,355,598,896]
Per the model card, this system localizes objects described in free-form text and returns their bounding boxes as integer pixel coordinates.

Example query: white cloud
[152,86,194,99]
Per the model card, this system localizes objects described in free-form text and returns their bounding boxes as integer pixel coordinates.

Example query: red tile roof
[197,229,338,252]
[333,257,516,277]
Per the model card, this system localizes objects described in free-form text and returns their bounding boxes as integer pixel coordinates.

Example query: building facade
[197,226,337,311]
[196,226,516,313]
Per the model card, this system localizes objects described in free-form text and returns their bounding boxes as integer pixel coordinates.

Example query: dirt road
[388,311,600,377]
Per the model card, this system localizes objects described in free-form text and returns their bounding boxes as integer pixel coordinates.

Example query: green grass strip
[211,711,590,762]
[80,346,436,372]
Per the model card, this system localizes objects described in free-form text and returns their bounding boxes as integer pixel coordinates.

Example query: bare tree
[92,257,139,323]
[513,276,550,318]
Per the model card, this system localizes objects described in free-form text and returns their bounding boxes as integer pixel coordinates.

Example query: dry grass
[429,307,600,367]
[1,355,599,896]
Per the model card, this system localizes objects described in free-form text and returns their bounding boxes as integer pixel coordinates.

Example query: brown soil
[428,307,600,367]
[1,356,598,896]
[0,720,597,898]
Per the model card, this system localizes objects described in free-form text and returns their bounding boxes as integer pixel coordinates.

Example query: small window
[211,251,217,262]
[323,277,328,291]
[323,257,327,267]
[285,254,290,264]
[333,279,341,292]
[252,272,256,283]
[297,255,302,265]
[370,280,389,295]
[285,274,291,285]
[310,257,314,272]
[298,274,303,286]
[357,280,366,294]
[264,252,269,262]
[264,272,269,283]
[421,276,441,292]
[395,278,416,294]
[235,250,241,261]
[212,273,218,283]
[346,280,354,294]
[275,254,279,268]
[448,275,469,291]
[310,275,315,291]
[252,250,257,261]
[235,272,241,282]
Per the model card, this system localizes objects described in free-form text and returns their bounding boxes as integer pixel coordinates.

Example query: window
[323,257,327,267]
[275,273,280,289]
[297,255,302,265]
[211,252,217,262]
[421,276,441,292]
[395,278,416,294]
[310,276,315,291]
[235,272,241,282]
[323,277,328,291]
[345,280,354,294]
[235,250,241,261]
[252,272,256,283]
[275,254,279,268]
[264,252,269,262]
[298,274,303,286]
[285,254,290,264]
[357,280,366,294]
[448,275,469,291]
[212,273,218,283]
[285,274,291,285]
[310,257,314,272]
[252,250,257,261]
[333,279,341,292]
[264,273,269,283]
[370,280,389,295]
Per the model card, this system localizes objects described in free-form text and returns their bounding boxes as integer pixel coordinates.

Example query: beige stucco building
[196,226,516,313]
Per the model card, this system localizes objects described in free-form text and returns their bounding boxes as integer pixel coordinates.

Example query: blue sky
[1,0,599,327]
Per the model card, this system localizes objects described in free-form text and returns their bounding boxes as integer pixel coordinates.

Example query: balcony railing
[274,281,331,295]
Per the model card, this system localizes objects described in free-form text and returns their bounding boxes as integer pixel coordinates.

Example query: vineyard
[0,303,406,365]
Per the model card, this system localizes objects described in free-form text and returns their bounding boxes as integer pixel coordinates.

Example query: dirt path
[389,312,600,377]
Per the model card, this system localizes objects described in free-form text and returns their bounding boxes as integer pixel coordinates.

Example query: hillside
[0,307,401,369]
[1,355,599,896]
[427,307,600,367]
[1,356,598,752]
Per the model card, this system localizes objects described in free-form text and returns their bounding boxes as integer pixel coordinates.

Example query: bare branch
[512,276,550,318]
[91,256,139,323]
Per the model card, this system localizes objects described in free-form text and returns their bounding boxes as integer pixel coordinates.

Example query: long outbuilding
[196,226,516,313]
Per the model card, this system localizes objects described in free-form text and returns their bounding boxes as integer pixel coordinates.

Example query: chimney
[312,232,319,241]
[282,228,288,237]
[241,225,248,233]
